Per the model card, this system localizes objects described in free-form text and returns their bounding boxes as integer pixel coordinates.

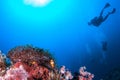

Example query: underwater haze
[0,0,120,79]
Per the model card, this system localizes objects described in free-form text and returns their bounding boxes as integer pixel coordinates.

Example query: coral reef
[0,45,94,80]
[79,66,94,80]
[0,45,57,80]
[72,66,94,80]
[2,63,29,80]
[7,45,56,70]
[0,50,7,76]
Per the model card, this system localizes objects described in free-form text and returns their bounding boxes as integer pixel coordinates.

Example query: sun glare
[24,0,53,7]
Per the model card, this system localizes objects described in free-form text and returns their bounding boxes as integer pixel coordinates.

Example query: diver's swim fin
[110,8,116,14]
[104,3,110,9]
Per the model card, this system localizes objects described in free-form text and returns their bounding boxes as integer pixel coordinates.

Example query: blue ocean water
[0,0,120,79]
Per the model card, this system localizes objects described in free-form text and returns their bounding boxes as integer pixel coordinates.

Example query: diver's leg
[102,8,116,22]
[100,3,110,16]
[100,9,105,17]
[103,3,110,9]
[109,8,116,14]
[100,9,104,17]
[102,13,110,22]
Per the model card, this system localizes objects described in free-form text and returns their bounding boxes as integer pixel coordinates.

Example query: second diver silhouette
[88,3,116,27]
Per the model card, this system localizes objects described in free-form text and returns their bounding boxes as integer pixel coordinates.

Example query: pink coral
[3,63,29,80]
[79,66,94,80]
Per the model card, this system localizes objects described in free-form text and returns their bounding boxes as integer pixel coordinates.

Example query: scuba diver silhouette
[88,3,116,27]
[101,41,107,51]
